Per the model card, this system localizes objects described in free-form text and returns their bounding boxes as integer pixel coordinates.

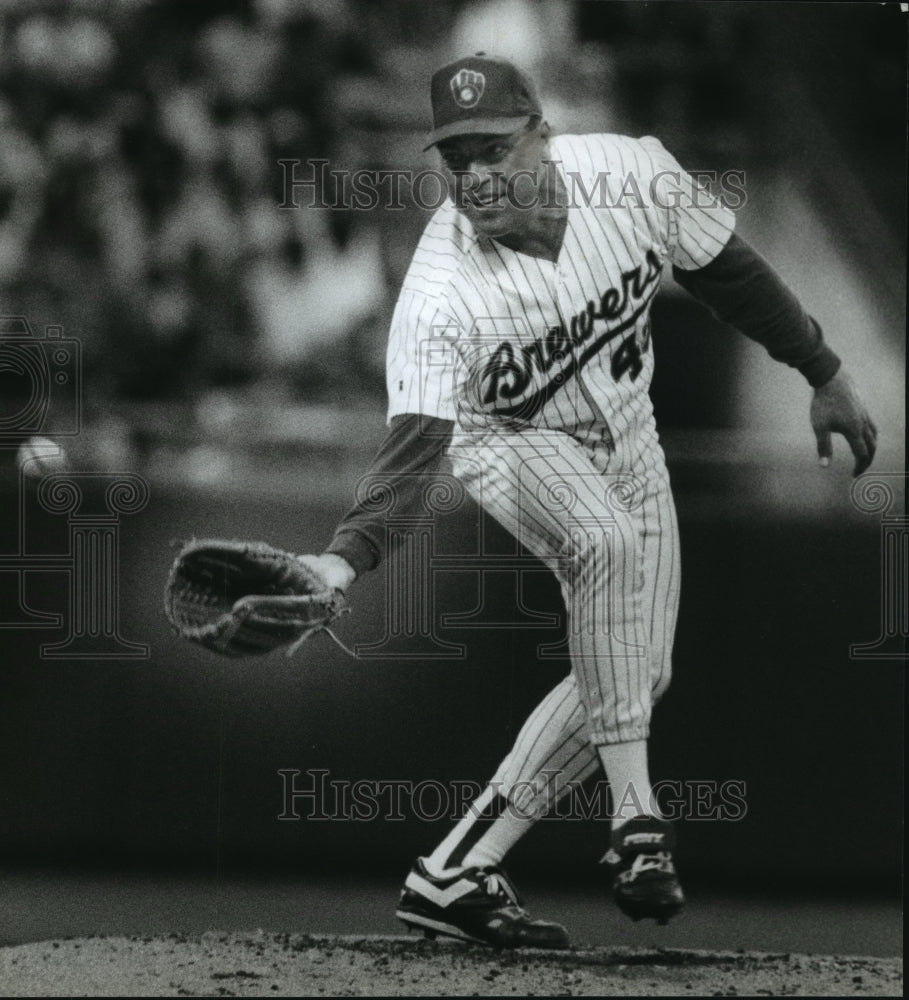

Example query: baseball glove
[164,538,350,658]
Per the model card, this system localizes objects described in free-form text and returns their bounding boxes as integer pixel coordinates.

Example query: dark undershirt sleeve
[325,413,454,577]
[672,232,841,388]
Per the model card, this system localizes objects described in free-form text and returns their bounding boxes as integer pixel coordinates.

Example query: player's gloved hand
[164,539,352,658]
[810,368,878,477]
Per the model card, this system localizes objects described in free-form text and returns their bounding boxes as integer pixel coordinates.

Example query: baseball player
[302,54,878,948]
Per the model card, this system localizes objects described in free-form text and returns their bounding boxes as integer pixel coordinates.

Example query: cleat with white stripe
[602,815,685,924]
[396,858,570,949]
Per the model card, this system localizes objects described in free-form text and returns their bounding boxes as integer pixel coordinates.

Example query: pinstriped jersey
[385,134,735,461]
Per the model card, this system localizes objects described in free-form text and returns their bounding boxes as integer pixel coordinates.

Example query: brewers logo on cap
[450,68,485,108]
[425,54,542,149]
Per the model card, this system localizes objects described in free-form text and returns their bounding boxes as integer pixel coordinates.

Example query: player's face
[437,125,548,237]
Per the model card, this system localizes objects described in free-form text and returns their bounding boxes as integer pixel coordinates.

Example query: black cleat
[396,858,570,949]
[602,815,685,924]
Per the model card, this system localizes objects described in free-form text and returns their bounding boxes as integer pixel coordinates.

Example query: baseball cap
[424,53,542,150]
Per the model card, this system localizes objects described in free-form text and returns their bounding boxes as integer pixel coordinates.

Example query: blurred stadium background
[0,0,904,956]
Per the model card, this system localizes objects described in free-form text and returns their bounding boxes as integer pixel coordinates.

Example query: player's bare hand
[297,552,357,593]
[810,369,878,477]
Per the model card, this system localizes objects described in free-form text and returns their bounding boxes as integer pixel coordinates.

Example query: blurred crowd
[0,0,903,426]
[1,0,430,411]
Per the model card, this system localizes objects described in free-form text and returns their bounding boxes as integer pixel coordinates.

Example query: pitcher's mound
[0,932,902,996]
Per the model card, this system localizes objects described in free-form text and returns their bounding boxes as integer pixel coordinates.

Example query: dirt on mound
[0,932,902,997]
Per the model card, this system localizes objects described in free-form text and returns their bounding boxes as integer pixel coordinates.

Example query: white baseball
[16,436,70,479]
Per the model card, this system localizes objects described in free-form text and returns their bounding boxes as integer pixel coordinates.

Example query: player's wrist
[316,552,357,591]
[801,338,842,389]
[325,530,379,580]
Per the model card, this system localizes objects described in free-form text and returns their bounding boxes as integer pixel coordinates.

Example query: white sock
[596,739,660,830]
[460,805,536,870]
[423,783,538,875]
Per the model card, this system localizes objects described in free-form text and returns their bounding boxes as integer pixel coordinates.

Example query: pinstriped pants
[447,426,681,800]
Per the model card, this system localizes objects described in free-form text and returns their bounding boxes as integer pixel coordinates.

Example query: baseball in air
[16,436,70,480]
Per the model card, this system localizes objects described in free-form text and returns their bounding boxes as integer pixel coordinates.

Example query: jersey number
[611,332,644,382]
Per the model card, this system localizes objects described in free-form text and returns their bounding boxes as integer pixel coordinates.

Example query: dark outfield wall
[0,468,902,893]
